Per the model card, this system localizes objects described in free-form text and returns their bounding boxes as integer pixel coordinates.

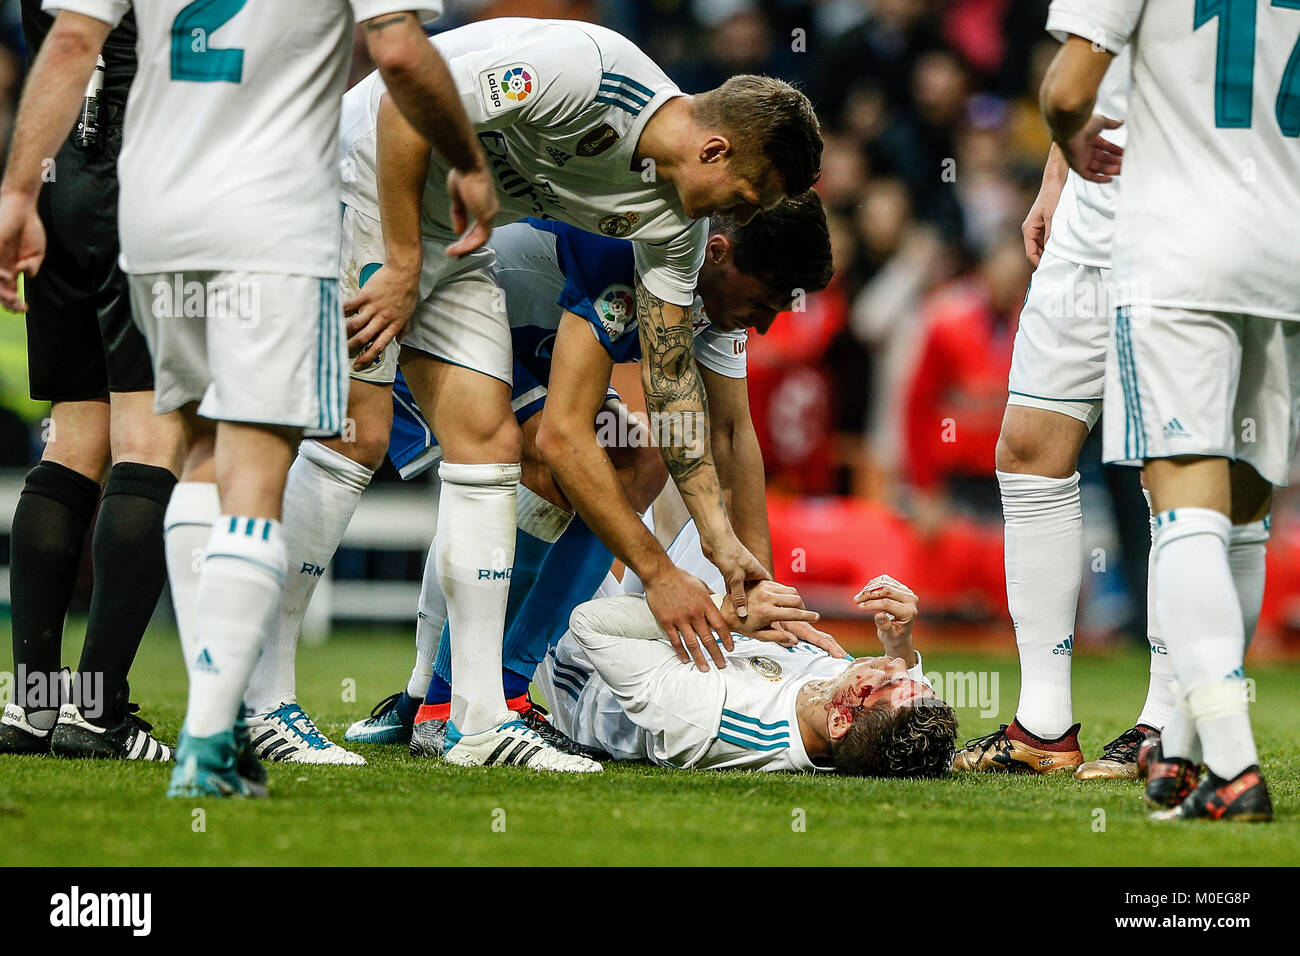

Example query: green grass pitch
[2,621,1298,866]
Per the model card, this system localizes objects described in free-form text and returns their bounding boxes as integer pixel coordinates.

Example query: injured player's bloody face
[796,657,957,777]
[822,656,935,722]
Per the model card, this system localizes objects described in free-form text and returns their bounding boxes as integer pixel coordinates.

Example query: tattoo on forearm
[635,276,718,492]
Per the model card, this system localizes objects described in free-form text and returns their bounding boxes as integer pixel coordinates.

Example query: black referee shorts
[25,127,153,403]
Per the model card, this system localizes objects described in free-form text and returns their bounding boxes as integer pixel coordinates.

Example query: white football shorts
[129,270,348,437]
[1104,305,1300,487]
[340,203,511,387]
[1007,250,1110,428]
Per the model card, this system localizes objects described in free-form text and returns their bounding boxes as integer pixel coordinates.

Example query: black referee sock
[9,461,102,721]
[76,462,177,727]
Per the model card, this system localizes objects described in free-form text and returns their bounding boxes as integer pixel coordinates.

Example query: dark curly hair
[713,191,834,302]
[830,697,959,778]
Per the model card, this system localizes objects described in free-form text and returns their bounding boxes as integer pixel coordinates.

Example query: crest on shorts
[599,211,639,237]
[478,62,537,115]
[577,123,620,157]
[595,285,635,339]
[748,657,783,681]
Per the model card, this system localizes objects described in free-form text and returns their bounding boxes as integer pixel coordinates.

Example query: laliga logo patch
[503,67,533,102]
[479,62,537,114]
[596,285,635,338]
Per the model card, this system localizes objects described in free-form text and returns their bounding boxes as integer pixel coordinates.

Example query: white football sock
[998,469,1082,738]
[1188,680,1257,779]
[1161,683,1201,764]
[437,461,519,734]
[1136,502,1174,730]
[163,481,219,668]
[410,536,446,700]
[245,441,373,714]
[1152,508,1256,779]
[1229,519,1269,649]
[184,517,287,738]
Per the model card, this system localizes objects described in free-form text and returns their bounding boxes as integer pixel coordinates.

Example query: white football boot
[442,711,603,772]
[245,701,366,765]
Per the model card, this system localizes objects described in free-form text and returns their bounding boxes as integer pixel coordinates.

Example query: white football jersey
[46,0,439,278]
[340,17,707,306]
[1042,15,1130,268]
[1051,0,1300,320]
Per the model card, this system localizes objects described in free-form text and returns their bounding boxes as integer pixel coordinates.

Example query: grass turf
[2,621,1298,866]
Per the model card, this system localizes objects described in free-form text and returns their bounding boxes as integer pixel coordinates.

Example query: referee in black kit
[0,1,177,761]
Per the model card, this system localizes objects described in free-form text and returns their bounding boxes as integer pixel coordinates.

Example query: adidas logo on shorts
[1162,417,1191,440]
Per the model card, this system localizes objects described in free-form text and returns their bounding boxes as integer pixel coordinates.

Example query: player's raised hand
[344,263,419,370]
[0,194,46,312]
[444,165,498,258]
[645,564,733,672]
[1059,114,1124,184]
[854,574,919,650]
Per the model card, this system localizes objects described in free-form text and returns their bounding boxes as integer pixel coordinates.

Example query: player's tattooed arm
[635,277,770,616]
[635,277,717,491]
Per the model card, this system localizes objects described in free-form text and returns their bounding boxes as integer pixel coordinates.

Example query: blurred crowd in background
[1,0,1297,643]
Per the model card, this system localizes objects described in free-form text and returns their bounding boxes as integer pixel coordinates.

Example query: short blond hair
[695,75,822,195]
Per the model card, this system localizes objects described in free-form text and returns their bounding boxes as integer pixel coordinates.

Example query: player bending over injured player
[537,576,958,776]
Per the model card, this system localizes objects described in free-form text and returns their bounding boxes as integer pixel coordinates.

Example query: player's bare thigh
[398,346,521,465]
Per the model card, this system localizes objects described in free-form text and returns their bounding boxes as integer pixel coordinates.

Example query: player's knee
[995,425,1070,478]
[329,422,389,472]
[475,414,524,464]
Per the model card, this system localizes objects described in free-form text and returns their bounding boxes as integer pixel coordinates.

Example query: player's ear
[699,135,731,164]
[828,706,853,742]
[706,233,732,264]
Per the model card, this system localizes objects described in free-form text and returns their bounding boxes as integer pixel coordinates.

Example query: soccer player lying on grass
[255,197,831,764]
[536,575,959,776]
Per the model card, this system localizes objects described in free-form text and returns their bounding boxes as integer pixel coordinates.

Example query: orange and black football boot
[1152,765,1273,822]
[1075,724,1159,780]
[1142,741,1201,808]
[951,720,1084,774]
